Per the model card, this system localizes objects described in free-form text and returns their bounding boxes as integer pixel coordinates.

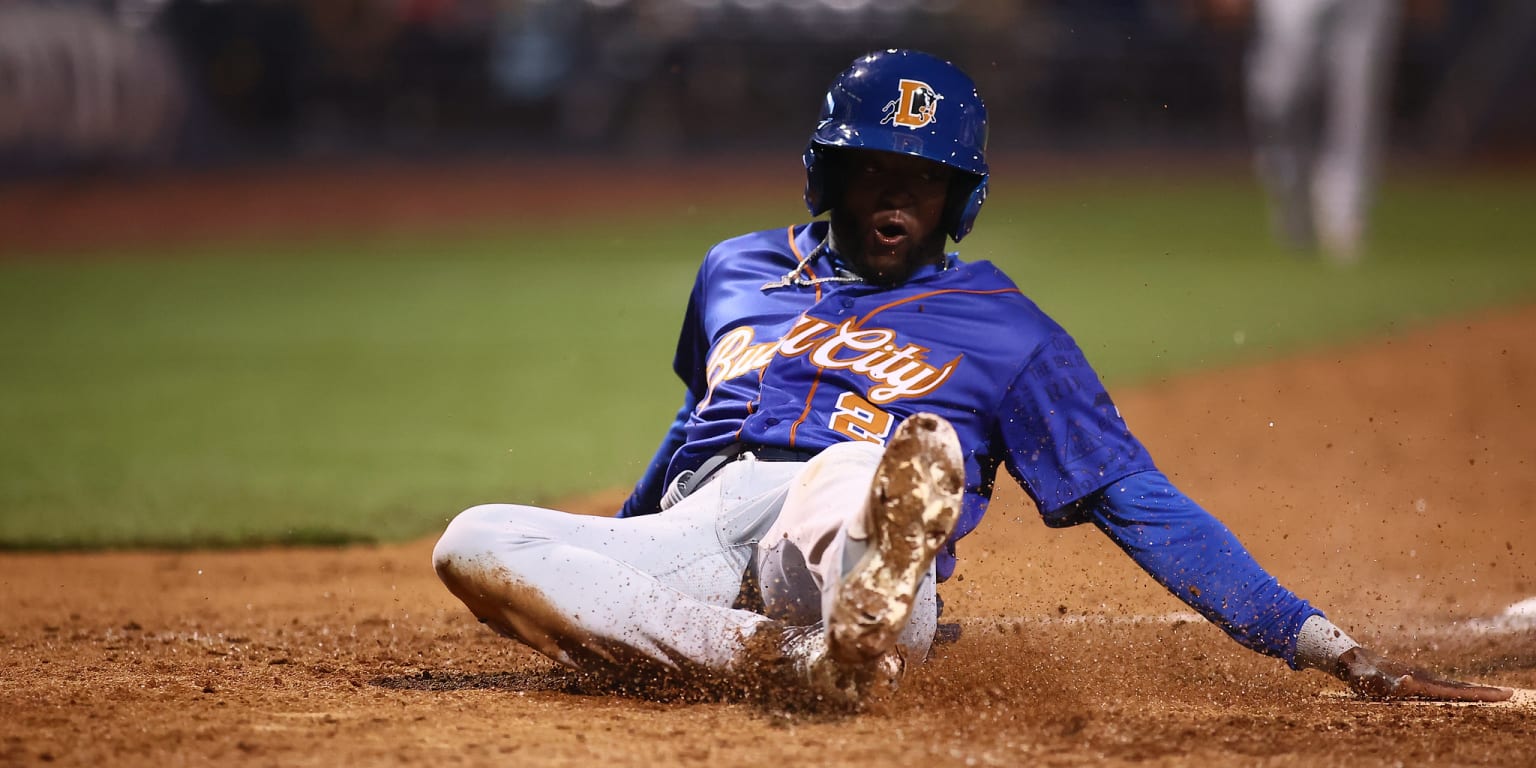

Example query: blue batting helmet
[804,49,990,241]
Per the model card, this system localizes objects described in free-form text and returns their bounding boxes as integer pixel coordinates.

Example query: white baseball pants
[432,440,938,676]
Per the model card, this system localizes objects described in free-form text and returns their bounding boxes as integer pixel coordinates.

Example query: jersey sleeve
[671,254,715,399]
[998,333,1156,523]
[1084,470,1324,669]
[619,251,714,518]
[617,390,697,518]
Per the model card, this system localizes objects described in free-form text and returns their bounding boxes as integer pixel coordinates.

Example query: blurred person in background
[1236,0,1402,262]
[0,1,183,172]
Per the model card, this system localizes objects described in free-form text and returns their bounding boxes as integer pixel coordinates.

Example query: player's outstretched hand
[1335,646,1512,702]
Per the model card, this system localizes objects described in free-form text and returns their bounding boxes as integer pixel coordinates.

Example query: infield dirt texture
[2,163,1534,766]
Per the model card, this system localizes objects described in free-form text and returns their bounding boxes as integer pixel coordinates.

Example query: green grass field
[2,171,1534,549]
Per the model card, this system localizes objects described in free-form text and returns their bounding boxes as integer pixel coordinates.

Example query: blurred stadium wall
[1,0,1533,176]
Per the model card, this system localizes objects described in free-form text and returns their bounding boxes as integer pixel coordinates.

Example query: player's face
[829,149,952,285]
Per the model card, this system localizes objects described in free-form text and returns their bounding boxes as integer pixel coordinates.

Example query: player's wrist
[1293,614,1360,673]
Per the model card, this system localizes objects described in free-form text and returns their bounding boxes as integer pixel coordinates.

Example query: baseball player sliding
[433,50,1510,707]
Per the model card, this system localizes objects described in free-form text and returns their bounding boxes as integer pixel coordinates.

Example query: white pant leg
[1249,0,1331,248]
[1313,0,1399,256]
[1250,0,1331,122]
[754,441,940,661]
[432,456,803,674]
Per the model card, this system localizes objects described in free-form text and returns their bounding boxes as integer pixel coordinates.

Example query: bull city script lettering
[705,316,959,404]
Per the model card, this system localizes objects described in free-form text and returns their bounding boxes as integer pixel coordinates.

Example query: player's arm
[1078,473,1511,702]
[993,334,1316,660]
[618,250,713,518]
[1077,470,1318,664]
[998,333,1510,701]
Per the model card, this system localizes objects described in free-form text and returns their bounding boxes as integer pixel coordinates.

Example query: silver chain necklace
[760,238,865,290]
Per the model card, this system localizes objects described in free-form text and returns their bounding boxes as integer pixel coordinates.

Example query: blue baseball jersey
[620,220,1323,667]
[625,221,1156,575]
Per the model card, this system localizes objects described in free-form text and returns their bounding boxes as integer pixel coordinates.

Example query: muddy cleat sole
[771,622,904,709]
[828,413,963,664]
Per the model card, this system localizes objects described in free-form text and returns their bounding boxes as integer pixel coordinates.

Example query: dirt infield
[3,304,1533,766]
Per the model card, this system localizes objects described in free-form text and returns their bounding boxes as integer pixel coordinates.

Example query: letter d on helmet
[803,49,990,242]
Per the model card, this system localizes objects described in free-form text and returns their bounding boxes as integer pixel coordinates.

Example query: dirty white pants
[432,441,937,676]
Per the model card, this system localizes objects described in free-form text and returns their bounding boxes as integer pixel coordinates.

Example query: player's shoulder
[947,258,1021,291]
[945,260,1057,319]
[931,258,1074,350]
[702,224,816,269]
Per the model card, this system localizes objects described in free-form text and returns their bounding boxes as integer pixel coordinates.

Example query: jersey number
[829,392,893,445]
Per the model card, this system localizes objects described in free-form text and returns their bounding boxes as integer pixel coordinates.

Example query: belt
[659,443,820,510]
[738,444,821,463]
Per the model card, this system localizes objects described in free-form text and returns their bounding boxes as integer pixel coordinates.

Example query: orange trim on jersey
[856,287,1020,327]
[782,224,822,446]
[787,368,823,447]
[731,364,767,444]
[732,225,822,444]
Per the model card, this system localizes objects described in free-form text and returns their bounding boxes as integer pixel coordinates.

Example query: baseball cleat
[777,622,903,708]
[828,412,963,664]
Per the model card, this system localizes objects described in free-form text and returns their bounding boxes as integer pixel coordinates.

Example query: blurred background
[3,0,1535,548]
[1,0,1533,174]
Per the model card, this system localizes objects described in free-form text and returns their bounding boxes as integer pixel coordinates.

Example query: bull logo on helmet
[881,79,943,129]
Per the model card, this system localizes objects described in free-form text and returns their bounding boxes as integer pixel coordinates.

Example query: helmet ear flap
[946,174,988,242]
[803,144,828,215]
[804,145,849,216]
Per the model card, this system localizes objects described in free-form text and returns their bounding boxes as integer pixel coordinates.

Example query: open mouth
[873,218,910,247]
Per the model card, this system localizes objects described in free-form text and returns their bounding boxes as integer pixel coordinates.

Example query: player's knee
[432,504,504,584]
